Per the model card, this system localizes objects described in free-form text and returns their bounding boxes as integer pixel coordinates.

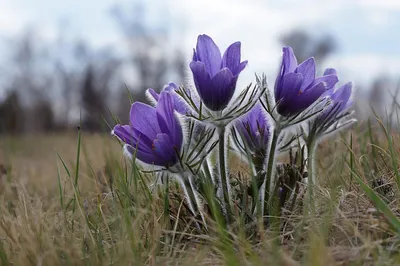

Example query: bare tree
[110,1,186,122]
[0,90,23,134]
[3,29,55,133]
[80,49,121,131]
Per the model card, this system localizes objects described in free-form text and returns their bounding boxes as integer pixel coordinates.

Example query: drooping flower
[147,82,190,114]
[274,46,339,117]
[113,91,183,167]
[190,34,248,111]
[236,104,270,154]
[317,81,353,125]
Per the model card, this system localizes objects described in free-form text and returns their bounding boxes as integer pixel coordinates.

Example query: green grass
[0,115,400,265]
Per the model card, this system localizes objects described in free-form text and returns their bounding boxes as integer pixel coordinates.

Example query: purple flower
[113,91,183,167]
[236,104,270,153]
[274,46,339,116]
[147,82,190,114]
[318,82,353,124]
[190,34,248,111]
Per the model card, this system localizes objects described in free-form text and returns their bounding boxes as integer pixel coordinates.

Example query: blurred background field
[0,133,119,197]
[0,0,399,133]
[1,0,400,265]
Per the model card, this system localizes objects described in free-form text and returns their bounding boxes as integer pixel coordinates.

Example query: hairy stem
[251,153,266,218]
[263,127,281,220]
[181,174,199,215]
[306,138,317,213]
[218,126,232,224]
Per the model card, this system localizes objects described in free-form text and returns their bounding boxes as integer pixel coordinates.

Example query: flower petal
[313,74,339,91]
[163,83,189,114]
[221,41,241,74]
[280,72,303,100]
[234,60,248,76]
[168,82,179,90]
[237,104,269,152]
[318,82,353,124]
[113,124,153,154]
[344,99,353,110]
[295,57,316,91]
[113,125,137,146]
[282,46,298,74]
[207,68,235,111]
[147,88,160,102]
[332,82,352,113]
[275,46,298,101]
[190,60,212,102]
[297,81,327,111]
[332,82,352,103]
[323,68,337,76]
[277,72,303,116]
[153,133,179,166]
[156,91,183,150]
[129,102,161,141]
[192,48,198,61]
[124,144,163,166]
[195,34,222,77]
[274,65,285,101]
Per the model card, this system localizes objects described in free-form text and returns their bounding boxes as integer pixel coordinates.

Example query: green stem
[251,153,266,218]
[182,175,198,214]
[307,138,317,213]
[263,127,281,219]
[218,126,232,224]
[180,173,202,231]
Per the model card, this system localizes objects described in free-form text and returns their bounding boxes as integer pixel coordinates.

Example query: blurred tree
[4,29,55,133]
[52,26,121,132]
[110,1,186,123]
[31,100,55,132]
[0,27,122,133]
[0,1,186,133]
[280,29,336,63]
[0,90,24,134]
[80,53,121,132]
[81,66,100,131]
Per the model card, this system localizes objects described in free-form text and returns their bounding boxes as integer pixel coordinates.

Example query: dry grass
[0,129,400,265]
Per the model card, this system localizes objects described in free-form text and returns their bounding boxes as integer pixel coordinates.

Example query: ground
[0,128,399,265]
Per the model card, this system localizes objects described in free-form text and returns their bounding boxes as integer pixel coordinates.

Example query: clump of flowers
[112,34,355,229]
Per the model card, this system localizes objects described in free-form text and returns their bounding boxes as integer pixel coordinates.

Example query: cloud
[357,0,400,10]
[0,1,27,35]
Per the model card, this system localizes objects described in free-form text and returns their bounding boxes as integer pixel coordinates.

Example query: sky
[1,0,400,92]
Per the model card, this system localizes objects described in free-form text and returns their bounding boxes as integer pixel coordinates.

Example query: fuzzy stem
[306,137,317,213]
[263,127,281,221]
[218,126,232,224]
[251,153,266,218]
[181,174,199,215]
[178,172,204,231]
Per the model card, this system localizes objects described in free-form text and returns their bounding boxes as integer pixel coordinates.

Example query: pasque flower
[190,34,248,111]
[147,82,189,114]
[236,104,270,154]
[113,91,183,167]
[274,46,339,116]
[318,81,353,124]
